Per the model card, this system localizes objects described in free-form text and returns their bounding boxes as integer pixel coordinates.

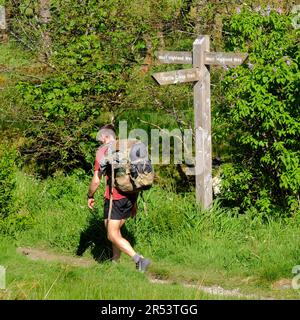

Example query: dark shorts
[104,196,137,220]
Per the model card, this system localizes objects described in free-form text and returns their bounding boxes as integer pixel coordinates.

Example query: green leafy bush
[14,0,172,176]
[0,144,17,217]
[0,147,35,237]
[216,7,300,216]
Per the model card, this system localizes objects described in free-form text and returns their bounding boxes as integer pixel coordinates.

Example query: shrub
[13,0,164,176]
[0,144,17,217]
[215,7,300,216]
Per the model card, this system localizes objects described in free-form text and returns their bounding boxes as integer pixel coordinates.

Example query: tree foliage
[12,0,188,176]
[216,7,300,216]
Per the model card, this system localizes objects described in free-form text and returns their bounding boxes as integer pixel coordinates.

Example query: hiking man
[87,124,151,272]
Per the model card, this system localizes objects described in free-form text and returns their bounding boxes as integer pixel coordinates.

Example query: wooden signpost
[155,51,193,64]
[204,52,248,66]
[152,35,248,209]
[152,68,203,85]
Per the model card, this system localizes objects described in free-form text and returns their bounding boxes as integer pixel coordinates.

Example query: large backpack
[100,139,154,194]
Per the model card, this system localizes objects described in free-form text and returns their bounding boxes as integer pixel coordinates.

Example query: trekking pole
[108,161,114,221]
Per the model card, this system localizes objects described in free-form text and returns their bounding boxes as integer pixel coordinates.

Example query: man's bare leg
[105,219,151,272]
[105,219,136,257]
[112,220,126,262]
[105,219,135,260]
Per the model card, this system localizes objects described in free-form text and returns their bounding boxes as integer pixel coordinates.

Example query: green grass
[1,171,300,299]
[0,41,33,70]
[0,236,228,300]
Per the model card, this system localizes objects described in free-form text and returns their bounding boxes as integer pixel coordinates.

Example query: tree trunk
[140,35,153,74]
[39,0,52,61]
[193,0,208,35]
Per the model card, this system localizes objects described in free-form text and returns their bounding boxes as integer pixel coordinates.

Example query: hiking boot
[136,257,151,272]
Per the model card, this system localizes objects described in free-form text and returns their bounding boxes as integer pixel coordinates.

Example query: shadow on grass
[76,209,136,263]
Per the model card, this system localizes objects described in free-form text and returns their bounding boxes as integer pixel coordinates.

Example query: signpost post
[152,35,248,209]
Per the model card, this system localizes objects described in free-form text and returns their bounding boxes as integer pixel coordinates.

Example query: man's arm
[87,170,102,209]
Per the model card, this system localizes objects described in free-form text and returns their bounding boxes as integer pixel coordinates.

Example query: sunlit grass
[1,171,299,299]
[0,41,33,70]
[0,236,229,300]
